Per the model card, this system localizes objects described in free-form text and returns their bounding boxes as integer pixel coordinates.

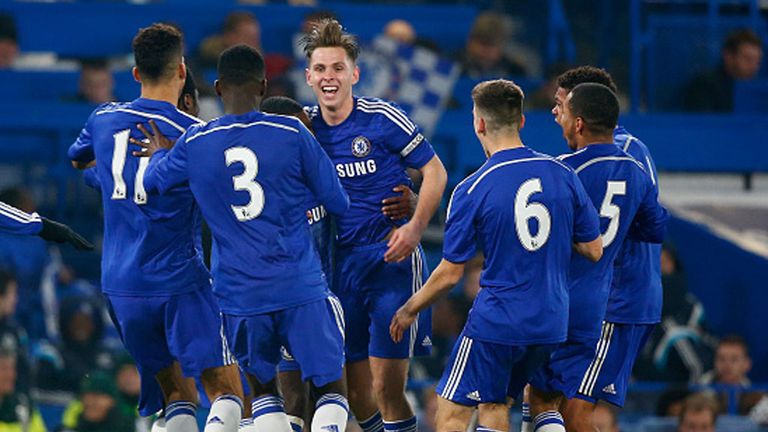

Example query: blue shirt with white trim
[67,98,210,297]
[443,146,600,345]
[142,110,349,315]
[0,202,42,235]
[559,143,668,341]
[609,126,664,324]
[308,97,436,248]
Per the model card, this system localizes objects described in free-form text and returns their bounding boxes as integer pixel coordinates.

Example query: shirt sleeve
[0,201,42,235]
[628,179,669,243]
[83,167,101,191]
[67,106,102,163]
[442,183,478,263]
[570,172,601,243]
[378,101,436,169]
[143,130,191,195]
[299,123,350,216]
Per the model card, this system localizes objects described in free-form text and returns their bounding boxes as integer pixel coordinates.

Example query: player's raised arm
[131,120,188,195]
[299,124,350,216]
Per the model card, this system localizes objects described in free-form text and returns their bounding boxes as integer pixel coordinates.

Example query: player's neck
[483,135,524,156]
[577,134,614,149]
[140,84,180,107]
[225,98,260,116]
[320,97,354,126]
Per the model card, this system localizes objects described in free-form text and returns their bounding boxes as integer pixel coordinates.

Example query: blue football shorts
[333,242,432,362]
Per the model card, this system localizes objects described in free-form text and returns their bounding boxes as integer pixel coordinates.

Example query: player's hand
[131,120,175,157]
[390,304,417,343]
[381,185,418,220]
[38,217,94,251]
[384,222,421,263]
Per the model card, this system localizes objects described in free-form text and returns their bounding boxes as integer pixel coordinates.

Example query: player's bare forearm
[411,155,447,232]
[391,259,464,342]
[405,259,464,314]
[574,236,603,263]
[71,160,95,170]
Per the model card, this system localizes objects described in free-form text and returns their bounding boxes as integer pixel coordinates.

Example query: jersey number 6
[225,147,265,222]
[514,178,551,251]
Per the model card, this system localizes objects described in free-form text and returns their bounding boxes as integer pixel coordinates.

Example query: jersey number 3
[225,147,265,222]
[514,178,551,251]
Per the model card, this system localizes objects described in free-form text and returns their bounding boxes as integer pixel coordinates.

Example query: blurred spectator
[700,335,751,386]
[657,387,693,417]
[0,348,46,431]
[677,393,718,432]
[59,371,134,432]
[196,11,293,97]
[455,11,527,79]
[698,335,765,415]
[0,13,19,69]
[36,296,115,394]
[684,28,764,112]
[0,270,30,396]
[0,187,52,341]
[632,244,716,383]
[72,59,115,105]
[384,19,416,45]
[592,403,620,432]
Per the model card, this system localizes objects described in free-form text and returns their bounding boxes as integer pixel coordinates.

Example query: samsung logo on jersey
[336,160,377,178]
[307,205,327,225]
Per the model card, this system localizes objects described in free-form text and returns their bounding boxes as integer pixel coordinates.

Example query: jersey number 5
[514,178,551,251]
[599,181,626,247]
[225,147,265,222]
[111,129,149,205]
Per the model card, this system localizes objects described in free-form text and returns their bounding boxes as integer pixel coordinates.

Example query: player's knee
[435,397,472,431]
[372,374,405,402]
[477,403,509,430]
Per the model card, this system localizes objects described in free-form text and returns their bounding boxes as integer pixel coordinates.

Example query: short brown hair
[132,23,183,82]
[679,393,719,425]
[471,79,524,132]
[723,28,763,53]
[301,18,359,62]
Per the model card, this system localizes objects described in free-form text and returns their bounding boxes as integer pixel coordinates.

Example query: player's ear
[259,79,267,97]
[305,67,312,86]
[477,116,486,135]
[214,80,223,97]
[519,114,526,131]
[352,65,360,86]
[575,117,584,135]
[178,62,187,81]
[132,67,141,84]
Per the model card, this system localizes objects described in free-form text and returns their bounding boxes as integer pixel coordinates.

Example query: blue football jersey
[67,98,210,296]
[0,201,42,235]
[443,147,601,346]
[559,143,668,341]
[308,97,436,247]
[142,111,349,315]
[609,126,664,324]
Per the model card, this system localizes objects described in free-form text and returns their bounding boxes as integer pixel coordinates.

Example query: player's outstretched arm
[130,120,175,158]
[38,217,94,250]
[384,155,447,263]
[381,185,418,220]
[390,259,464,343]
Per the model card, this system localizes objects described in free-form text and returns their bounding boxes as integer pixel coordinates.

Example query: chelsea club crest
[351,136,372,158]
